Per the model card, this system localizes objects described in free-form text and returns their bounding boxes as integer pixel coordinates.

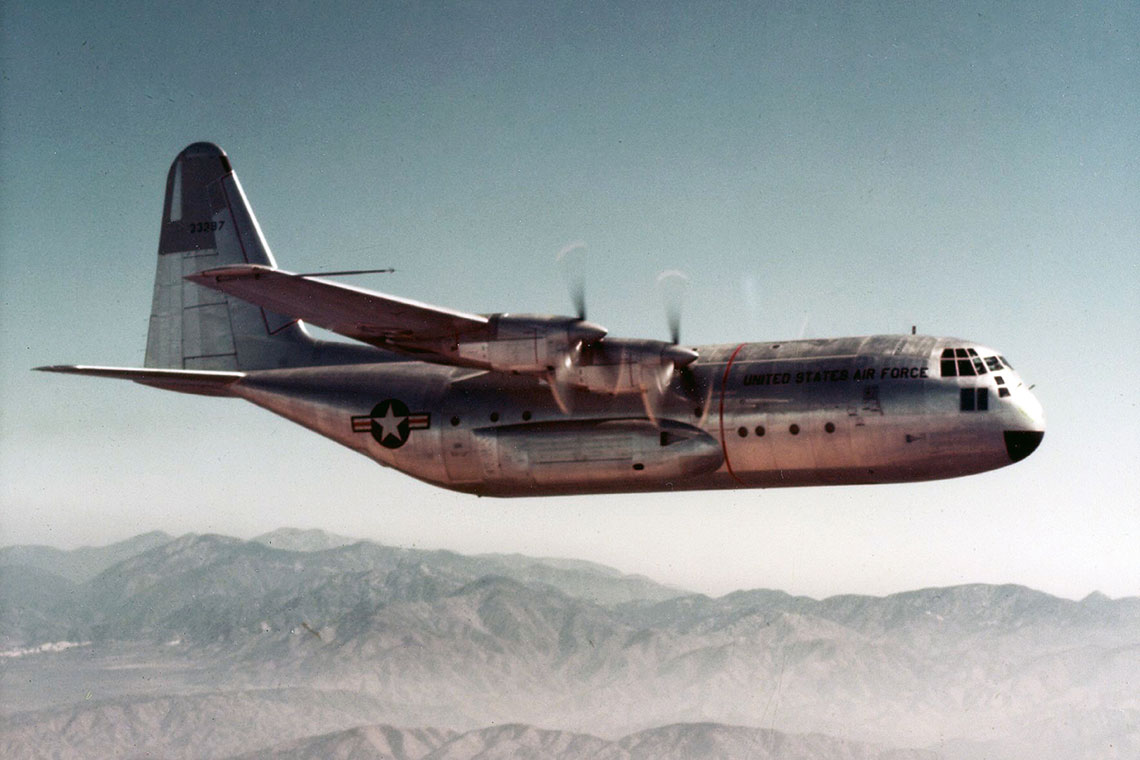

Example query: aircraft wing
[185,265,489,348]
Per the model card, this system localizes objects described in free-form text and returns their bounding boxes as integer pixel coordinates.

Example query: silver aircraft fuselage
[230,334,1044,496]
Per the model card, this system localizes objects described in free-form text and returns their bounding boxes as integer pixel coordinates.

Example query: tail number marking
[187,220,225,233]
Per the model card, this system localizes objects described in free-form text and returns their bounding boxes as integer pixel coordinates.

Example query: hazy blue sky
[2,1,1137,599]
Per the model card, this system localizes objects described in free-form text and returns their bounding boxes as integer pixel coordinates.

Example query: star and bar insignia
[351,398,430,449]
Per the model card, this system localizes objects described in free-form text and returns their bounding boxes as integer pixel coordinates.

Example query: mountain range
[1,528,1136,759]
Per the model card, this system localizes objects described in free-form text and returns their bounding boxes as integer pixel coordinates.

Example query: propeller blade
[656,270,688,344]
[547,370,574,415]
[681,365,714,424]
[557,242,588,320]
[640,385,661,426]
[547,342,583,415]
[638,359,673,425]
[638,350,689,426]
[678,365,706,405]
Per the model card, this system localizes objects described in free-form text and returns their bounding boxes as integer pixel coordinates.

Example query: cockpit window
[942,347,1002,378]
[1000,356,1013,370]
[940,348,955,377]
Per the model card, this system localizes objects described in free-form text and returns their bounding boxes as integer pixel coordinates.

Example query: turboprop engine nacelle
[453,314,608,374]
[565,338,698,396]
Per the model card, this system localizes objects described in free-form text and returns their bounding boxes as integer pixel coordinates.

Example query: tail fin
[145,143,317,370]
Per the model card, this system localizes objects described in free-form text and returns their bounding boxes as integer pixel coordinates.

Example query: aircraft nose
[1003,387,1044,462]
[1004,430,1044,462]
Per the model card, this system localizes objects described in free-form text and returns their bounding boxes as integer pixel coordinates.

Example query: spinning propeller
[546,246,700,423]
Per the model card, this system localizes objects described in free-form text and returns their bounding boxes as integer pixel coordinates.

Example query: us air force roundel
[351,399,430,449]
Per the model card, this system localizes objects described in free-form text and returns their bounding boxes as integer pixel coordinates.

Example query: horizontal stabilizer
[35,365,243,397]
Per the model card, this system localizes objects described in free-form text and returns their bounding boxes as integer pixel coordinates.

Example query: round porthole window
[789,424,800,435]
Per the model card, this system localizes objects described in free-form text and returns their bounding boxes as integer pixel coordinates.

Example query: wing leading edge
[185,265,489,350]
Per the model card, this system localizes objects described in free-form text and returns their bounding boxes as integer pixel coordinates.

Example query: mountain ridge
[2,529,1136,759]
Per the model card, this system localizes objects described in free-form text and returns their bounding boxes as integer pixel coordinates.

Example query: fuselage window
[755,425,766,437]
[960,388,989,412]
[994,376,1005,385]
[789,424,800,435]
[737,426,748,437]
[998,387,1011,398]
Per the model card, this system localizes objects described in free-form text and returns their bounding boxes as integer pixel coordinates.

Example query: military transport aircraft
[39,143,1044,496]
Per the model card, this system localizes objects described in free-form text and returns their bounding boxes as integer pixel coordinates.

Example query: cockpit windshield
[940,347,1010,377]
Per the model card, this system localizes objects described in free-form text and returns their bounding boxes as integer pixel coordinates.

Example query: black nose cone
[1005,430,1044,462]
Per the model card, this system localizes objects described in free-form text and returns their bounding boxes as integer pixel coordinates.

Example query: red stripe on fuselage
[718,343,747,485]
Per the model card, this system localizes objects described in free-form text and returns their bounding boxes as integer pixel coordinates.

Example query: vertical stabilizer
[145,143,317,370]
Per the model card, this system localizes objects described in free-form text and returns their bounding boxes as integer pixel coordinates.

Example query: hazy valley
[2,528,1136,759]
